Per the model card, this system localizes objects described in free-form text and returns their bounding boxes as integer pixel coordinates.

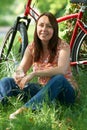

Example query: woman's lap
[24,74,75,109]
[0,75,75,107]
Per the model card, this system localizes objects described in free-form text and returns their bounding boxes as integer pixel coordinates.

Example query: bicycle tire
[72,30,87,74]
[0,23,28,78]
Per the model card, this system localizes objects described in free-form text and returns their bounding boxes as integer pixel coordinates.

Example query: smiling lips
[41,32,49,37]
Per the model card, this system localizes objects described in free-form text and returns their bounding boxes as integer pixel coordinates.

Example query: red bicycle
[0,0,87,77]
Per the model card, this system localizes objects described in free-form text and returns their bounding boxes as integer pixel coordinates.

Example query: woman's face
[37,15,54,44]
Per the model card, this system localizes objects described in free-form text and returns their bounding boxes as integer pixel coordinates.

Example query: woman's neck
[42,42,48,52]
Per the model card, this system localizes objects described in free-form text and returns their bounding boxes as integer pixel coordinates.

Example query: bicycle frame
[56,11,87,66]
[23,0,87,66]
[24,0,39,20]
[57,13,87,49]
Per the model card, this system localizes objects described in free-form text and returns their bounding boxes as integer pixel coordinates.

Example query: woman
[0,12,78,119]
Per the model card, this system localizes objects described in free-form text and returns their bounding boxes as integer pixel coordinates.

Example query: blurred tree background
[37,0,68,17]
[1,0,86,43]
[0,0,24,26]
[0,0,68,26]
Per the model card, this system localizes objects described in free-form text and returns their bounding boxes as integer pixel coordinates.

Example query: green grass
[0,25,87,130]
[0,72,87,130]
[0,36,4,46]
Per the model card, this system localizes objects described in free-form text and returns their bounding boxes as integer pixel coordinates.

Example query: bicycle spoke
[72,31,87,74]
[0,23,28,78]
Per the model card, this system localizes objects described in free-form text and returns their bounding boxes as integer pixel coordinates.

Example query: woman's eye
[38,23,52,28]
[38,24,44,27]
[47,25,52,28]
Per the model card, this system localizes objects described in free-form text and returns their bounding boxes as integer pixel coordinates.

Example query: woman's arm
[13,46,33,87]
[34,44,70,77]
[16,46,33,73]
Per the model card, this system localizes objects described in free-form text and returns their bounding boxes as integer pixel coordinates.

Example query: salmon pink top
[28,40,78,90]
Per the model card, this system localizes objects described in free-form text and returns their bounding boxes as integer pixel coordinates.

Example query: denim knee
[50,74,65,84]
[54,75,75,104]
[53,74,65,80]
[1,77,14,83]
[48,74,75,104]
[0,77,17,98]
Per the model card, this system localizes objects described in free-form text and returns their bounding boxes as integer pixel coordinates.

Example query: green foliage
[59,2,87,42]
[0,0,25,14]
[0,0,14,14]
[0,0,25,26]
[59,2,80,42]
[0,0,67,26]
[37,0,67,17]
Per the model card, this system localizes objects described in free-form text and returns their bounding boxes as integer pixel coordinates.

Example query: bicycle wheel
[0,23,28,78]
[72,30,87,74]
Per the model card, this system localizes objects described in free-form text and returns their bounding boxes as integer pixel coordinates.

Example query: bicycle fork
[6,16,31,59]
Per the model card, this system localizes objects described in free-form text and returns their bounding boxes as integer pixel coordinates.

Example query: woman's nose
[42,25,47,30]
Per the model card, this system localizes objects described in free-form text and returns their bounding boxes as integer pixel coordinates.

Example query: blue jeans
[0,75,75,107]
[24,75,75,109]
[0,77,41,104]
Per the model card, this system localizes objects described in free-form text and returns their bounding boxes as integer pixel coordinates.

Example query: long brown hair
[34,12,59,63]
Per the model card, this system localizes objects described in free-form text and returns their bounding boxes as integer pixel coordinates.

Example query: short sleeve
[59,39,70,50]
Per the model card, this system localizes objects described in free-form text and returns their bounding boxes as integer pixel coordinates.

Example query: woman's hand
[17,72,35,89]
[13,69,25,86]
